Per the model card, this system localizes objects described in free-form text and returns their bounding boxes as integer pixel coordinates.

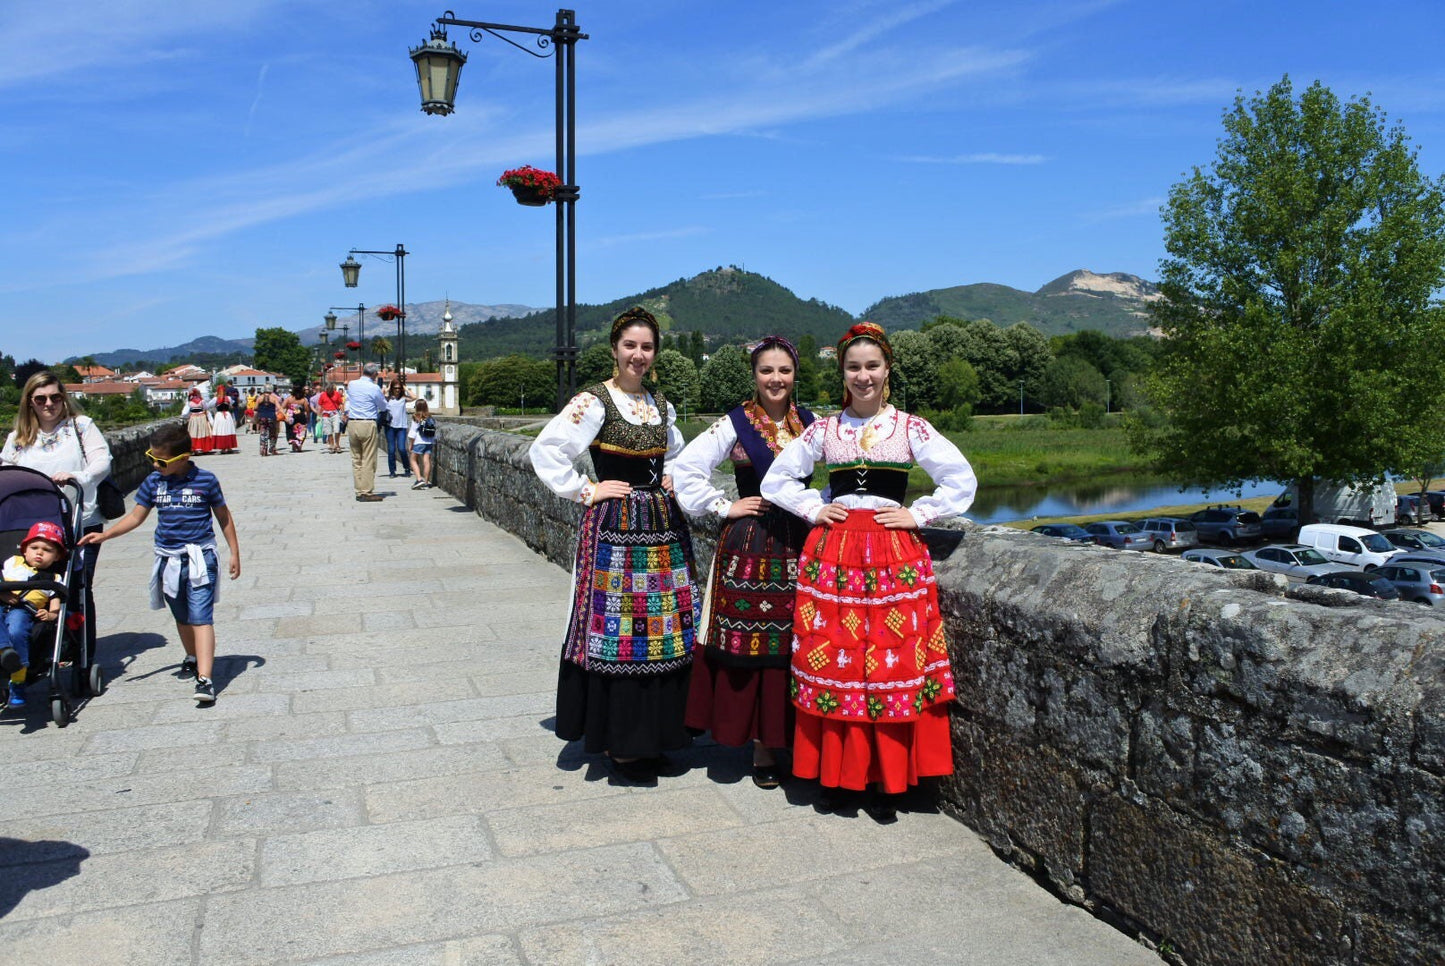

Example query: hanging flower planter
[376,305,404,321]
[334,351,346,360]
[497,165,561,206]
[346,340,362,351]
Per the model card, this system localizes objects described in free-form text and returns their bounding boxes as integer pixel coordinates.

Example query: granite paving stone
[0,440,1158,965]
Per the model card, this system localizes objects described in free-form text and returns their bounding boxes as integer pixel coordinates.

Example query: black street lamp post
[411,9,587,410]
[329,305,366,367]
[341,245,409,374]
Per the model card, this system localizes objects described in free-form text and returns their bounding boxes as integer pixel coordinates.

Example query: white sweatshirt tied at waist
[149,543,218,611]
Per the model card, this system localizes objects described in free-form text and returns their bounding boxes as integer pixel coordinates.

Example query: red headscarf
[836,322,892,408]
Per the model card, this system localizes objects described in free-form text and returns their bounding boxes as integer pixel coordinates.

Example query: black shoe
[608,755,656,784]
[356,493,384,502]
[194,677,215,704]
[0,647,20,675]
[751,763,783,790]
[864,791,900,824]
[177,657,197,680]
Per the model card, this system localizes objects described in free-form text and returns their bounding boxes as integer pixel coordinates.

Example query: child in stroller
[0,521,65,706]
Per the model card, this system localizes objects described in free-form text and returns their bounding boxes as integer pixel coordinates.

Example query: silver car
[1373,561,1445,606]
[1084,521,1153,551]
[1136,517,1200,553]
[1243,544,1358,581]
[1182,548,1259,570]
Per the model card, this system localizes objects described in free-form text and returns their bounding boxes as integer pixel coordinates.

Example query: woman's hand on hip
[727,496,766,519]
[591,480,633,503]
[815,503,850,525]
[874,507,918,530]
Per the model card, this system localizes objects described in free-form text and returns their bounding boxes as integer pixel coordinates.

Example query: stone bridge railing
[432,419,1443,966]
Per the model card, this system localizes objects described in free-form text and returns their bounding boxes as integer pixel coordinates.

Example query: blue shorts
[412,441,434,454]
[165,550,218,626]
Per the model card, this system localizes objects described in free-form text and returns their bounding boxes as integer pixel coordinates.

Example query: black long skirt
[555,662,693,758]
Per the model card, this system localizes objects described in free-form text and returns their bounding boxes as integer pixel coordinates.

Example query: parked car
[1396,495,1426,526]
[1380,528,1445,553]
[1182,548,1259,570]
[1189,506,1263,545]
[1259,506,1299,541]
[1084,521,1153,551]
[1304,570,1401,600]
[1424,491,1445,520]
[1135,517,1200,553]
[1031,523,1094,543]
[1372,561,1445,606]
[1243,544,1358,581]
[1385,551,1445,569]
[1296,523,1401,570]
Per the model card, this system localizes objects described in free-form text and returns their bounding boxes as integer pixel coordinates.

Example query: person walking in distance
[346,363,388,502]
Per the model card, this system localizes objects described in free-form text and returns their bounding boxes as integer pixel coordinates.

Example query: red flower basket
[346,340,362,351]
[333,351,346,360]
[497,165,561,206]
[376,305,404,321]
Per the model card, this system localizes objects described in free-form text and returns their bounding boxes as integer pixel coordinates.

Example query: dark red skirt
[684,650,794,748]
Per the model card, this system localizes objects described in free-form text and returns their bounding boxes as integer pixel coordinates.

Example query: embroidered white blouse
[761,406,977,528]
[1,416,114,527]
[529,383,685,506]
[672,413,804,519]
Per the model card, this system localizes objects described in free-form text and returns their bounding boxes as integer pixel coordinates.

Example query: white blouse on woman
[1,416,114,526]
[761,406,977,528]
[529,383,685,507]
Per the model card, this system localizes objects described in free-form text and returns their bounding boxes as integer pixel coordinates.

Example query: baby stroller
[0,465,103,727]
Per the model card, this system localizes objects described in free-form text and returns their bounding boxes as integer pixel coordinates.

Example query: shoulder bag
[74,418,126,520]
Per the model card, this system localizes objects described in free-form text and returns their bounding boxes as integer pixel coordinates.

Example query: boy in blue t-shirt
[80,423,241,704]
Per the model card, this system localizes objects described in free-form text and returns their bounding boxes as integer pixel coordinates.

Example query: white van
[1275,482,1395,527]
[1296,523,1402,570]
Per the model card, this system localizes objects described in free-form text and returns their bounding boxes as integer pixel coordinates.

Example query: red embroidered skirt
[685,508,807,748]
[790,511,955,793]
[187,413,213,452]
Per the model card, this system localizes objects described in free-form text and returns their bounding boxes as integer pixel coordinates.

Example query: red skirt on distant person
[788,511,956,794]
[187,412,214,453]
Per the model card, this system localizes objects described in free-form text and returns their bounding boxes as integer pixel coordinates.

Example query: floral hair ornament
[836,321,892,409]
[836,321,892,367]
[750,335,800,369]
[610,305,661,344]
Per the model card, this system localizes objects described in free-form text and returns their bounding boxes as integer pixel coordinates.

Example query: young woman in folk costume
[184,388,213,454]
[529,307,701,783]
[761,322,976,820]
[672,337,814,790]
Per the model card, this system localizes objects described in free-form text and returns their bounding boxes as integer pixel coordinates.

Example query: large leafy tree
[653,349,698,416]
[699,345,753,412]
[1136,77,1445,521]
[253,327,311,386]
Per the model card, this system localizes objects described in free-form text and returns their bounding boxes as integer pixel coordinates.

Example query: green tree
[699,345,753,412]
[890,330,939,410]
[577,342,614,386]
[253,327,311,386]
[1135,76,1445,522]
[687,331,706,366]
[1040,356,1107,411]
[370,336,392,371]
[794,334,819,404]
[466,355,554,410]
[936,357,981,411]
[652,349,698,417]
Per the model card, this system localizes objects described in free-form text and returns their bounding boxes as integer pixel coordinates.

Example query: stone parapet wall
[432,420,1443,965]
[103,418,185,492]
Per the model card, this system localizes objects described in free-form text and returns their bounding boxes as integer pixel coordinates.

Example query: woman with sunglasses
[1,371,115,673]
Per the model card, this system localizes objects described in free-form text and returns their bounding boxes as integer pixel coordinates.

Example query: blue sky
[4,0,1444,362]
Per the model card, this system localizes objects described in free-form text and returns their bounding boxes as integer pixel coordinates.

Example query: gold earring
[882,381,891,405]
[611,361,620,380]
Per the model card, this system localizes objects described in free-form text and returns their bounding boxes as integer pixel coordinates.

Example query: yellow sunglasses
[144,449,192,467]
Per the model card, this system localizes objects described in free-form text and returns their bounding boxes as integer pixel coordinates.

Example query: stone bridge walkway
[0,438,1158,965]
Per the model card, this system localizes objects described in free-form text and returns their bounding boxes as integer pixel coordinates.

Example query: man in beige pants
[346,363,388,502]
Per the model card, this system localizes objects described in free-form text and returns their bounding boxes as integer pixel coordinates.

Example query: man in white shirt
[346,364,389,502]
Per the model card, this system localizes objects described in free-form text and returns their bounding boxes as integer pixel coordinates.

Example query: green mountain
[457,266,855,359]
[862,270,1159,337]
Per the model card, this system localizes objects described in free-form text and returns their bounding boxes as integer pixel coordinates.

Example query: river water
[967,478,1285,526]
